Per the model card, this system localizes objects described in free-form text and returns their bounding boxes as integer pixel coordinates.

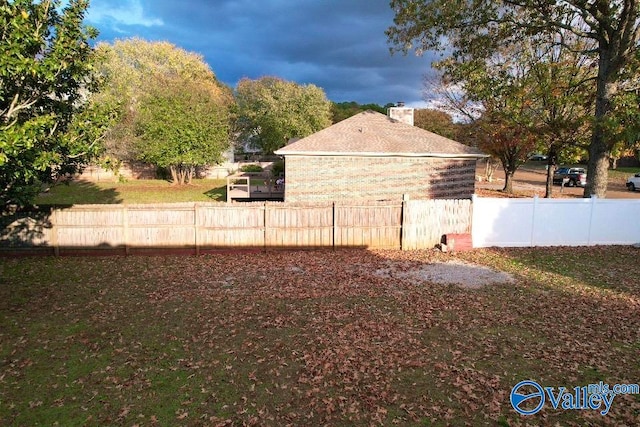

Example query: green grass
[1,247,638,425]
[608,167,640,182]
[35,179,228,205]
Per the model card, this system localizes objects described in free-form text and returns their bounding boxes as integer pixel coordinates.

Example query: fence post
[332,202,336,250]
[587,196,597,245]
[400,194,408,251]
[51,208,59,256]
[123,205,130,255]
[263,202,268,252]
[194,203,200,255]
[530,195,538,247]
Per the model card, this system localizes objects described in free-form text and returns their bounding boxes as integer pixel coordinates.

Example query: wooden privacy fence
[0,199,472,254]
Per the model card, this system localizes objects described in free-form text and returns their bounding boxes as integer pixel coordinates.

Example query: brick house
[274,109,487,202]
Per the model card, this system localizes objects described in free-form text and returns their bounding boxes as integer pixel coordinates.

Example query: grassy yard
[1,247,638,425]
[35,179,229,205]
[608,167,640,183]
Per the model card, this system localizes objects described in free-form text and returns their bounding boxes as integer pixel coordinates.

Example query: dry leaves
[1,247,638,425]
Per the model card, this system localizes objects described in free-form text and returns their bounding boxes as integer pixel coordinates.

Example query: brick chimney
[387,102,414,126]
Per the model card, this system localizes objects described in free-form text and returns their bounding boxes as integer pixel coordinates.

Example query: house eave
[273,150,488,159]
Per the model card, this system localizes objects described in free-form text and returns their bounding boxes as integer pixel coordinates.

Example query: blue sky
[83,0,438,106]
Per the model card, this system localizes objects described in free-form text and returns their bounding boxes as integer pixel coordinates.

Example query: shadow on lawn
[37,179,122,205]
[203,183,226,201]
[1,180,121,250]
[468,246,640,297]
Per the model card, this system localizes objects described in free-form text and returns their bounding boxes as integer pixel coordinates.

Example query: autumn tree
[413,109,458,139]
[235,77,332,153]
[388,0,640,198]
[428,43,548,194]
[432,41,596,196]
[525,45,594,197]
[94,38,234,183]
[0,0,110,211]
[476,99,538,194]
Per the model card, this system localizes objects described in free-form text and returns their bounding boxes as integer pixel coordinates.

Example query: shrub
[240,164,263,173]
[271,160,284,178]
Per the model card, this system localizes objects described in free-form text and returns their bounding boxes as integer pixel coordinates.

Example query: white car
[627,173,640,191]
[528,153,548,161]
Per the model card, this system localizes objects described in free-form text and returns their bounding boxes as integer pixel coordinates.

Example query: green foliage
[135,75,231,184]
[331,101,386,123]
[433,37,595,195]
[271,160,285,178]
[604,57,640,155]
[236,77,332,153]
[94,39,234,184]
[0,0,109,210]
[240,164,263,173]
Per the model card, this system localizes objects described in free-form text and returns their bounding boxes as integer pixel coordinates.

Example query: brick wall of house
[283,156,477,202]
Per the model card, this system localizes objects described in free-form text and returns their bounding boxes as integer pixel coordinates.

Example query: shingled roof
[274,110,486,158]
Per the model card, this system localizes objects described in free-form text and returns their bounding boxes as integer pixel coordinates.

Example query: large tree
[236,77,332,153]
[428,41,558,194]
[435,34,595,197]
[524,43,594,197]
[0,0,108,211]
[387,0,640,198]
[135,75,232,184]
[94,38,234,183]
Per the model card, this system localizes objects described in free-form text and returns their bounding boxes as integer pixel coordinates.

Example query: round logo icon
[510,380,545,415]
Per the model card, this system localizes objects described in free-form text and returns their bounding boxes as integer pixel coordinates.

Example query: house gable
[274,110,486,159]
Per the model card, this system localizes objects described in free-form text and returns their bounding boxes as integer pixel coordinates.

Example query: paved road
[476,165,640,199]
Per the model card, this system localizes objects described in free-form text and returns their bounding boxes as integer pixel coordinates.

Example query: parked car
[528,153,548,161]
[553,167,587,187]
[627,173,640,191]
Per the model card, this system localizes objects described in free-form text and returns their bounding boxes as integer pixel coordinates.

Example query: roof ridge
[275,110,486,158]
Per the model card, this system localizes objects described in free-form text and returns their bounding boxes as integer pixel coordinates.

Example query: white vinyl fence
[472,196,640,247]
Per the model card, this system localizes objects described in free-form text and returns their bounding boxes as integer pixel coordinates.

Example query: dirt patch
[374,259,515,289]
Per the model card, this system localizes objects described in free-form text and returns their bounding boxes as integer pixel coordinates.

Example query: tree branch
[3,93,40,122]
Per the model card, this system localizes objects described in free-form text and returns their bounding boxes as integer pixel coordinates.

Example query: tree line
[0,1,459,212]
[4,0,638,212]
[0,1,335,211]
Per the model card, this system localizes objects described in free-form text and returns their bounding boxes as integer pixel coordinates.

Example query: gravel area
[374,259,515,289]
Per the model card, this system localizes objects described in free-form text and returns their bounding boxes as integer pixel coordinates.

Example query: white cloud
[87,0,163,28]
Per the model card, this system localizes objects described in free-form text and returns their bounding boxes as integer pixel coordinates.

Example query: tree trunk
[170,165,188,185]
[170,166,178,184]
[186,166,194,184]
[544,167,554,198]
[485,159,496,182]
[544,147,557,198]
[503,169,514,193]
[584,51,616,198]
